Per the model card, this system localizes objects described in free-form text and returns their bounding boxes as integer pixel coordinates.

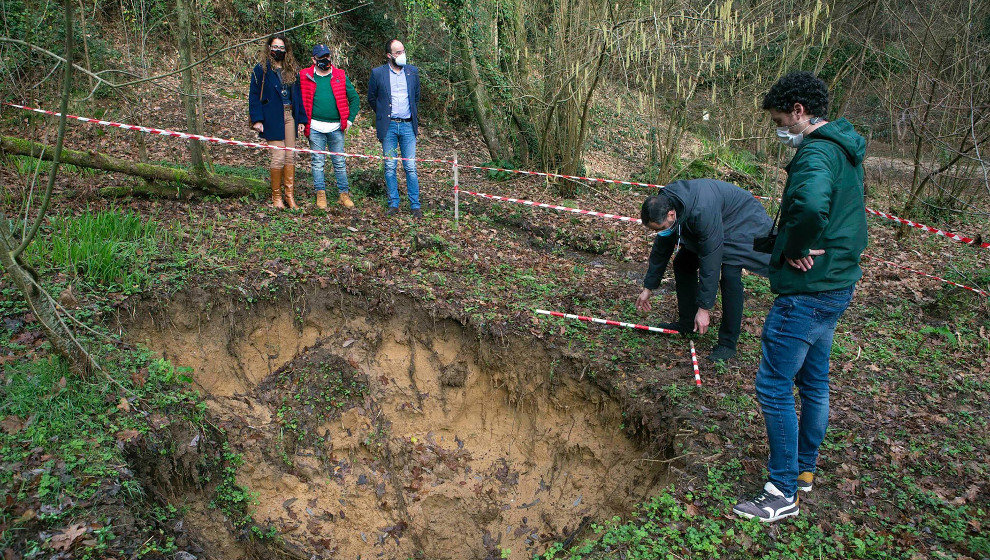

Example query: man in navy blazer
[368,39,423,218]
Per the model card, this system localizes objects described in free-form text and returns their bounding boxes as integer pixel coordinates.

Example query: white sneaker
[732,482,800,522]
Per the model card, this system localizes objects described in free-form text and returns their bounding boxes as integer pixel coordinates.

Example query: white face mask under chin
[776,117,824,148]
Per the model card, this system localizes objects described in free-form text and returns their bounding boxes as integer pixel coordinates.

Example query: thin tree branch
[12,0,73,260]
[0,4,369,95]
[0,37,105,84]
[96,3,370,89]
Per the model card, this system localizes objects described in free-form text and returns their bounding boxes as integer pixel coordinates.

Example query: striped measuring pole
[534,309,679,334]
[690,341,702,386]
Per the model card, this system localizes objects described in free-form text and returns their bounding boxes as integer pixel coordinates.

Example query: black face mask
[315,58,332,71]
[270,50,285,62]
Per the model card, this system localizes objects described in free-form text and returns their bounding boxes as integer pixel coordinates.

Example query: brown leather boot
[282,164,298,209]
[316,190,327,209]
[338,192,355,208]
[270,167,284,209]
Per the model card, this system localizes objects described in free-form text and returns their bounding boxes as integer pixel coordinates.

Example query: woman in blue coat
[249,35,308,209]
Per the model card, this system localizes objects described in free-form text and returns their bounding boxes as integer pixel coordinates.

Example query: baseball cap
[312,44,331,58]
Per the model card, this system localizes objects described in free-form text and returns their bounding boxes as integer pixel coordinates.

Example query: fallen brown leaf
[130,368,148,388]
[116,429,140,442]
[0,416,25,435]
[49,523,87,551]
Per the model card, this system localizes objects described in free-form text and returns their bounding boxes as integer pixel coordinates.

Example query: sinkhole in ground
[126,289,671,559]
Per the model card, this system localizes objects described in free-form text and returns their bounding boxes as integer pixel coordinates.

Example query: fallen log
[1,134,264,198]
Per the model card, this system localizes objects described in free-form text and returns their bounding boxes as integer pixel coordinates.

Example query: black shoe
[706,345,737,363]
[657,321,690,334]
[411,208,423,220]
[386,207,400,216]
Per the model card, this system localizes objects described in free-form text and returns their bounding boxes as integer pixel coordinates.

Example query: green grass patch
[24,208,167,292]
[539,463,988,559]
[0,347,207,556]
[5,155,101,177]
[0,357,124,494]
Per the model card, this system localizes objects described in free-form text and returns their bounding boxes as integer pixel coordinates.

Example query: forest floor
[1,78,989,560]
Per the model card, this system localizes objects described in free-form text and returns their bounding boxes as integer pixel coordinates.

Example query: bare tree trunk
[77,0,94,89]
[457,12,509,162]
[901,50,949,225]
[2,135,263,196]
[0,220,96,374]
[176,0,206,173]
[572,39,609,173]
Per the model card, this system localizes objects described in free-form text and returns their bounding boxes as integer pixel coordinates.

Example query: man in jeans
[733,71,868,522]
[367,39,422,218]
[300,44,360,209]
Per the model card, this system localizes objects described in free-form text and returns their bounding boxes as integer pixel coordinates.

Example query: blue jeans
[382,120,420,209]
[755,286,854,497]
[310,129,348,193]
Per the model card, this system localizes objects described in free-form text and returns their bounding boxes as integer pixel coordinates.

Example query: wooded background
[2,0,988,211]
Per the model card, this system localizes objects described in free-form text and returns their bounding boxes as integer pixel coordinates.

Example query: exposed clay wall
[122,288,671,559]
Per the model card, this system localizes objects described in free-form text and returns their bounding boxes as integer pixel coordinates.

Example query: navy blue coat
[367,64,420,142]
[248,63,307,142]
[643,179,772,309]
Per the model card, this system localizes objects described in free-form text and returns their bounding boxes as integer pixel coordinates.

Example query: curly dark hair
[761,71,829,117]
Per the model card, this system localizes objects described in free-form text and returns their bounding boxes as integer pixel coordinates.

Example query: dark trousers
[672,248,745,349]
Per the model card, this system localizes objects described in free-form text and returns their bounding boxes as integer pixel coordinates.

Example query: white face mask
[393,53,407,67]
[775,117,823,148]
[776,120,810,148]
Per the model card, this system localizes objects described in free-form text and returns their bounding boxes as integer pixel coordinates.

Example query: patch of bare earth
[124,288,669,559]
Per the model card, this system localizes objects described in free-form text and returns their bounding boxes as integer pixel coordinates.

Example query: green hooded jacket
[769,118,869,295]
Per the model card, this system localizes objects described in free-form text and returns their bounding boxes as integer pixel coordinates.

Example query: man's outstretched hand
[694,308,710,334]
[635,288,653,313]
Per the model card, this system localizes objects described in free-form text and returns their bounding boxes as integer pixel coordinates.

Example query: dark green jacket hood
[811,118,866,167]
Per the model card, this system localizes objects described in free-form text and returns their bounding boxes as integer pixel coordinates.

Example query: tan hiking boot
[316,190,327,209]
[282,164,298,209]
[338,192,355,208]
[270,168,285,209]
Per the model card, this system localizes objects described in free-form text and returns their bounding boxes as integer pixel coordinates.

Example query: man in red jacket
[299,44,361,209]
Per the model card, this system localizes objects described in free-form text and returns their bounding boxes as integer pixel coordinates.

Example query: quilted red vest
[299,66,350,137]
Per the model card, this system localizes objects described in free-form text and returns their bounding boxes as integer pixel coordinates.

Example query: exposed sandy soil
[124,288,668,559]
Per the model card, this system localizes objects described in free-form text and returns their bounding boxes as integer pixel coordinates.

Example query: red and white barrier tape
[534,309,679,335]
[862,254,989,297]
[2,102,449,165]
[690,341,701,386]
[460,189,641,224]
[864,207,990,249]
[465,190,988,298]
[4,102,671,189]
[8,102,988,251]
